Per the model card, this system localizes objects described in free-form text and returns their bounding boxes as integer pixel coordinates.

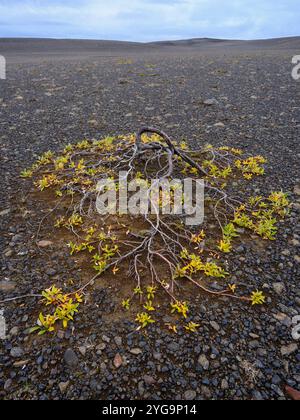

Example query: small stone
[252,390,264,400]
[96,343,106,351]
[114,336,122,346]
[294,256,300,264]
[274,312,288,322]
[214,122,225,127]
[203,98,218,106]
[281,249,290,256]
[272,374,281,385]
[210,321,220,332]
[102,335,110,343]
[88,119,98,126]
[22,315,28,322]
[273,313,291,327]
[198,354,210,370]
[221,379,229,390]
[130,348,142,355]
[249,340,260,349]
[10,347,23,358]
[64,348,78,366]
[0,280,16,292]
[13,360,30,368]
[37,355,43,365]
[138,381,145,396]
[11,234,23,243]
[37,240,53,248]
[201,385,212,398]
[143,375,156,385]
[78,346,87,356]
[236,245,245,253]
[0,208,10,217]
[59,381,70,394]
[153,352,162,361]
[281,344,298,356]
[184,389,196,400]
[167,342,179,352]
[273,282,285,295]
[257,348,267,357]
[4,249,13,257]
[294,185,300,196]
[113,353,123,368]
[9,326,19,336]
[4,379,12,391]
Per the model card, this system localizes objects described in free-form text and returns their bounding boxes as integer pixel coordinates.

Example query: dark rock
[10,347,23,358]
[63,348,79,366]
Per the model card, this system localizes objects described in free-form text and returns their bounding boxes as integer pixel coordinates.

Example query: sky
[0,0,299,42]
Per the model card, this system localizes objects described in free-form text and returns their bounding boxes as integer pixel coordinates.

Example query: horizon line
[0,35,300,44]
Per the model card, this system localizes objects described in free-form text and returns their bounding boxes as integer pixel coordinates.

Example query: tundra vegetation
[19,127,290,335]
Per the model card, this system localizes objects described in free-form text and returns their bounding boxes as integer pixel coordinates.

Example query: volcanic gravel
[0,39,300,400]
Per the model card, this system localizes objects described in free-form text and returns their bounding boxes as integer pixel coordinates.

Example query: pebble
[294,185,300,196]
[9,326,19,336]
[210,321,221,332]
[4,379,12,391]
[37,240,53,248]
[13,360,30,368]
[10,347,23,358]
[153,352,162,361]
[113,353,123,368]
[272,374,281,385]
[203,98,218,106]
[273,283,285,295]
[96,343,106,351]
[281,344,298,356]
[143,375,156,385]
[0,208,11,217]
[63,348,79,366]
[59,381,70,394]
[184,389,197,400]
[221,379,229,390]
[114,336,122,346]
[0,280,16,292]
[198,354,210,370]
[78,346,87,356]
[130,348,142,355]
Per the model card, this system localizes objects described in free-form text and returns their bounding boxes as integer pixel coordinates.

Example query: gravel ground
[0,39,300,400]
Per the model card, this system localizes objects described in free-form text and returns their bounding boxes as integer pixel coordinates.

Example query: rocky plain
[0,37,300,399]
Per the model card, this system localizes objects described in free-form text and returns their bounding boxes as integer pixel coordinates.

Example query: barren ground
[0,38,300,400]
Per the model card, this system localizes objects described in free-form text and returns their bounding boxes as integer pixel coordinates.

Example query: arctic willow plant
[21,127,290,333]
[30,286,83,335]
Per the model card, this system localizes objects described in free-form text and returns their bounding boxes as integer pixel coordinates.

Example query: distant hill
[1,36,299,64]
[148,36,300,49]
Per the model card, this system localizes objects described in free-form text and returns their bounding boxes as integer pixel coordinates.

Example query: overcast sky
[0,0,299,42]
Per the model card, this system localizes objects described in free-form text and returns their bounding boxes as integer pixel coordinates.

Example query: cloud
[0,0,299,41]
